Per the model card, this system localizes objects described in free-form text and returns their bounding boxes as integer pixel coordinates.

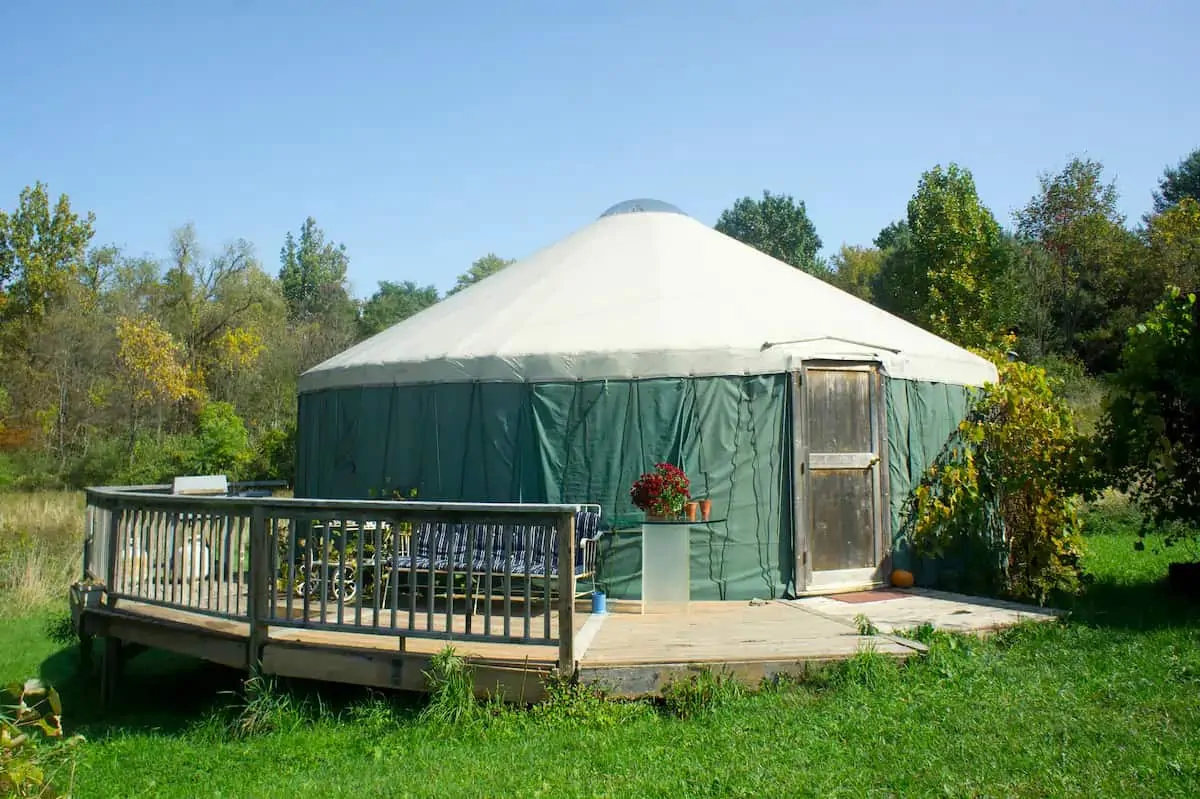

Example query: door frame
[790,361,893,595]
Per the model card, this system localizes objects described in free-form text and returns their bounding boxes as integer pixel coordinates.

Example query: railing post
[556,510,576,677]
[104,502,121,606]
[82,498,94,581]
[247,506,269,670]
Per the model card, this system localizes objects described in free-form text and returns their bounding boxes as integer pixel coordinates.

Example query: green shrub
[246,423,295,483]
[1,679,84,797]
[907,344,1090,604]
[180,402,251,478]
[1100,287,1200,546]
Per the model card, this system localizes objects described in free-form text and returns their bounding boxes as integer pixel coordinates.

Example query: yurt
[296,200,997,600]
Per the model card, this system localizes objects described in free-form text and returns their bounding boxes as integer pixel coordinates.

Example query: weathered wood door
[792,363,887,593]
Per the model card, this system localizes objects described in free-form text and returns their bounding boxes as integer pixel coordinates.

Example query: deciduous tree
[906,164,1007,348]
[715,190,827,276]
[446,254,514,296]
[0,182,95,324]
[360,280,439,336]
[829,245,882,302]
[278,217,352,321]
[1014,157,1142,371]
[1153,147,1200,214]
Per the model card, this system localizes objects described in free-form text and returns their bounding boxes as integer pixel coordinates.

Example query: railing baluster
[208,511,220,610]
[544,522,553,642]
[370,516,382,630]
[354,513,365,628]
[123,506,137,597]
[302,517,313,624]
[139,508,151,598]
[464,523,475,637]
[407,519,417,632]
[523,523,533,641]
[269,515,280,623]
[503,521,512,639]
[320,519,330,624]
[425,522,437,635]
[285,515,297,623]
[483,523,494,636]
[220,512,231,613]
[444,522,457,636]
[234,514,244,617]
[389,514,400,631]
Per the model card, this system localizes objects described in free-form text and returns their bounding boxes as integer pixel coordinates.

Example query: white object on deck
[172,533,211,582]
[642,522,691,613]
[171,475,229,496]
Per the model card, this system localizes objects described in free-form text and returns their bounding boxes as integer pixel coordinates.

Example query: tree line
[718,150,1200,376]
[0,190,513,488]
[1,147,1198,502]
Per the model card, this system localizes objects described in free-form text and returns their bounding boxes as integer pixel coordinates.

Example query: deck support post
[557,511,576,678]
[99,636,121,709]
[247,506,269,671]
[77,631,94,677]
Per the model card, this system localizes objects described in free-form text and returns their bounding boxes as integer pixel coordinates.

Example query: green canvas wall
[296,375,793,600]
[883,377,976,575]
[295,373,977,600]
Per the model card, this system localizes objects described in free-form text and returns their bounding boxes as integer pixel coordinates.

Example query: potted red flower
[630,462,692,520]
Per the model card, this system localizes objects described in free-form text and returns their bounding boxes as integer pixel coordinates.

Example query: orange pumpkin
[890,569,914,588]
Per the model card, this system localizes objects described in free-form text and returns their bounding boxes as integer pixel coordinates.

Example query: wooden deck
[76,485,929,703]
[77,597,926,701]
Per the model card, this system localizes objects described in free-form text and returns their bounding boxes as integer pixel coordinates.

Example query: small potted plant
[630,462,691,521]
[70,578,104,609]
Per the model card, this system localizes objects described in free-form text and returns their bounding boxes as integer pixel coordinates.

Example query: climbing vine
[907,341,1089,604]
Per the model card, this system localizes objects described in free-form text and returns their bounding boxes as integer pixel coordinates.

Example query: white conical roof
[299,202,997,392]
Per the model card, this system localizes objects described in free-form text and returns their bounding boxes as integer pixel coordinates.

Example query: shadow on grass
[38,645,245,737]
[39,643,427,740]
[1061,574,1200,632]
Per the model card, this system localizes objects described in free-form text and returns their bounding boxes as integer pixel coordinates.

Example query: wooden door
[792,364,887,593]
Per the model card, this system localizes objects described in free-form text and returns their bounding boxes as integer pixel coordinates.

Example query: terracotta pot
[699,499,712,521]
[684,501,698,522]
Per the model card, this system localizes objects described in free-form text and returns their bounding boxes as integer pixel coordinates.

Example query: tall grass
[0,491,83,616]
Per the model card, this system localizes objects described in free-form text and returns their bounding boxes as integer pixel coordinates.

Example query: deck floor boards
[579,601,918,666]
[89,593,937,698]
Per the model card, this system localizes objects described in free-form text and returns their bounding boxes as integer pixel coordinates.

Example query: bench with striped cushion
[389,508,602,582]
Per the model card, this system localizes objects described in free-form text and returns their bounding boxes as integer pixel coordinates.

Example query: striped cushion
[395,512,600,577]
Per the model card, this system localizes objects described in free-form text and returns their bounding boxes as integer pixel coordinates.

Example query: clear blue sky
[3,1,1197,297]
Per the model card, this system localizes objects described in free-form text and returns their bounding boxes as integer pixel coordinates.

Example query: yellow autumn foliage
[115,315,196,407]
[215,326,265,371]
[908,338,1088,603]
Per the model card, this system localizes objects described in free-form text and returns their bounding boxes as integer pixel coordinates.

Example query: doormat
[829,590,909,604]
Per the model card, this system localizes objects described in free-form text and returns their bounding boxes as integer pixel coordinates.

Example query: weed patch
[660,667,744,718]
[420,646,478,726]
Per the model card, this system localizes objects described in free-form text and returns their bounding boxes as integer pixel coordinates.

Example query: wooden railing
[82,486,583,673]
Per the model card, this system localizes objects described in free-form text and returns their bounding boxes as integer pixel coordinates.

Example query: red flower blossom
[630,462,691,516]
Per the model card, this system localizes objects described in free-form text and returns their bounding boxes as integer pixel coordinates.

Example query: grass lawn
[4,526,1200,797]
